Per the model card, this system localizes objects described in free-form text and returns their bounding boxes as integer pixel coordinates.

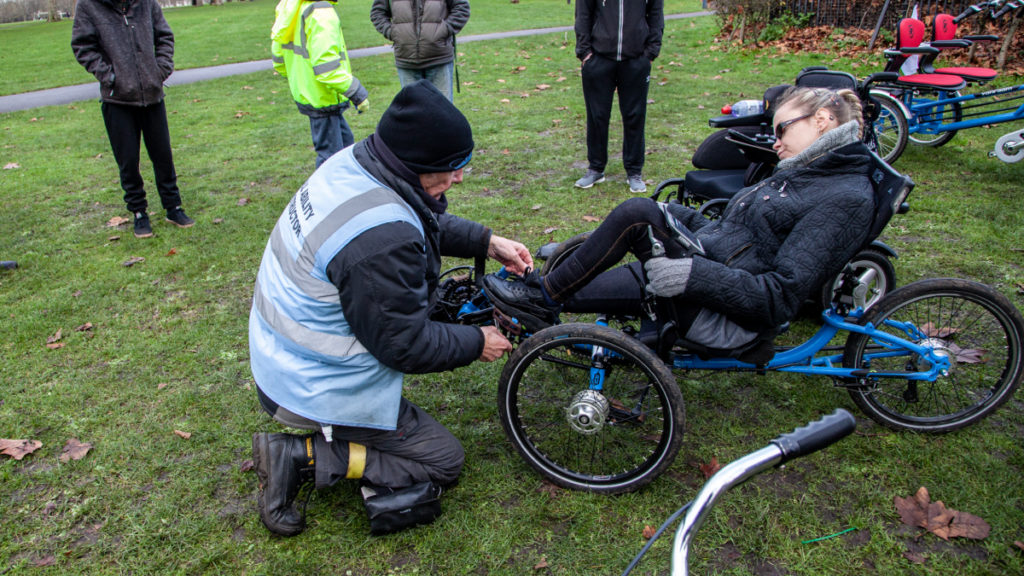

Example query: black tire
[819,249,896,311]
[696,198,729,221]
[843,278,1024,433]
[497,323,685,493]
[870,90,909,164]
[539,232,590,276]
[906,89,961,147]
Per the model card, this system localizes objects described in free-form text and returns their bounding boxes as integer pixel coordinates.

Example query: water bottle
[721,99,764,117]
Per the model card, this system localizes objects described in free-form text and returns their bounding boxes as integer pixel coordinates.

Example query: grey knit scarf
[776,120,860,171]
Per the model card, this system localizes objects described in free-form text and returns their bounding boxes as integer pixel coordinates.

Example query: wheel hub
[917,337,954,375]
[566,390,610,435]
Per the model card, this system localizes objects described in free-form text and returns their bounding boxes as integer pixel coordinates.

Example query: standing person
[370,0,469,101]
[71,0,194,239]
[271,0,370,168]
[574,0,664,193]
[249,81,533,536]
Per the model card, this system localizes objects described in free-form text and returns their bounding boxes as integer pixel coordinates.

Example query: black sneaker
[483,270,560,332]
[252,432,315,536]
[166,207,195,228]
[133,212,153,238]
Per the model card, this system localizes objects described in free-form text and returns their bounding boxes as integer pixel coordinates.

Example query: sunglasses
[774,113,813,140]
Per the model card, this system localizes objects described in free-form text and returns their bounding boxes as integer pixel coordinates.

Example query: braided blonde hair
[776,87,864,140]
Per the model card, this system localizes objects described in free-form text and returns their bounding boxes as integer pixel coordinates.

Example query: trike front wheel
[497,323,684,493]
[843,278,1024,433]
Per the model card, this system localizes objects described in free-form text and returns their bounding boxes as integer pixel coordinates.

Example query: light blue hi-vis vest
[249,147,424,430]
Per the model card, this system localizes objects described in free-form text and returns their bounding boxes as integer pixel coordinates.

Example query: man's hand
[488,235,533,276]
[478,326,512,362]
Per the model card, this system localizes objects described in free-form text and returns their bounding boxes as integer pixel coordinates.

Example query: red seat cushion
[934,66,998,81]
[897,73,966,89]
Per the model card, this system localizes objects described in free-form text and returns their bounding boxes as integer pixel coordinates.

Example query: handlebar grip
[769,409,856,465]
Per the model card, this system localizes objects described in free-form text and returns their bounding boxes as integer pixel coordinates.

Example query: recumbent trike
[431,152,1024,495]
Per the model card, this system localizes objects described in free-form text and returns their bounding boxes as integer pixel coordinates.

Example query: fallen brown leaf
[4,162,21,170]
[60,438,93,462]
[903,550,926,564]
[240,459,255,472]
[543,226,559,235]
[122,256,146,267]
[533,557,548,570]
[173,430,192,440]
[0,438,42,460]
[237,198,250,206]
[894,486,991,541]
[642,525,657,539]
[582,215,600,222]
[75,322,93,332]
[166,248,177,256]
[107,216,131,227]
[699,456,721,479]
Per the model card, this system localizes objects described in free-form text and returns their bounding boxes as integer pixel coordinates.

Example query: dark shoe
[166,207,195,228]
[133,212,153,238]
[252,432,315,536]
[483,270,560,332]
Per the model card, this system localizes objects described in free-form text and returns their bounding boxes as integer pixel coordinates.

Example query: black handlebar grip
[770,409,856,465]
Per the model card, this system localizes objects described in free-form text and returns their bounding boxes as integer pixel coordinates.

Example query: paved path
[0,12,711,113]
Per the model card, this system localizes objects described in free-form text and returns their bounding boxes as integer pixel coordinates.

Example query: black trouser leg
[544,197,688,301]
[101,102,147,213]
[618,57,652,176]
[138,100,182,211]
[581,54,617,173]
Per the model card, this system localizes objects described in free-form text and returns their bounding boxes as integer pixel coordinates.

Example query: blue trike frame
[894,83,1024,136]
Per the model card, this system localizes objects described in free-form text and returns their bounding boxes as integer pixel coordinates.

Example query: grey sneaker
[628,174,647,194]
[574,169,605,189]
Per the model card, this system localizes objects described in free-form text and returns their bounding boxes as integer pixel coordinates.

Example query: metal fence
[785,1,987,29]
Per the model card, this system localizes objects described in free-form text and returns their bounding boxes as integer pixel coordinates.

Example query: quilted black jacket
[667,142,876,332]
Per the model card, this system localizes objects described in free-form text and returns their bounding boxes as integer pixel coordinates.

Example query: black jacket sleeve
[574,0,596,59]
[328,222,485,374]
[151,0,175,80]
[645,0,665,61]
[71,7,113,84]
[437,212,491,259]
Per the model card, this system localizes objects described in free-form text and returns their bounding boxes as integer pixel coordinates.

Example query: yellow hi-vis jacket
[271,0,365,114]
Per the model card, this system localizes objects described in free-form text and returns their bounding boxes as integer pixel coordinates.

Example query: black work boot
[483,270,560,333]
[252,432,315,536]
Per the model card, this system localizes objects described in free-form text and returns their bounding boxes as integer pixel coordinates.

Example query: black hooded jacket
[71,0,174,106]
[575,0,664,61]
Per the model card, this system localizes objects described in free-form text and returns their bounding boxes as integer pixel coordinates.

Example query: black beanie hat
[376,80,474,174]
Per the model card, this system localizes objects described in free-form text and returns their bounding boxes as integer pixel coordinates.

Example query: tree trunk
[997,13,1020,70]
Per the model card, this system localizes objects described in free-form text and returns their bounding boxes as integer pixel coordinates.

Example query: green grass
[3,12,1024,576]
[0,0,705,96]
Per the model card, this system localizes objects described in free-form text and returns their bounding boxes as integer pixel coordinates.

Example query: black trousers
[580,53,652,176]
[101,100,182,213]
[257,387,464,491]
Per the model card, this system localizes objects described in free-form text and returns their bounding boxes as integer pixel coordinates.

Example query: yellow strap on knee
[346,442,366,479]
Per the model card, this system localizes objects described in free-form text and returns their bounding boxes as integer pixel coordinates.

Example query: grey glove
[645,256,692,298]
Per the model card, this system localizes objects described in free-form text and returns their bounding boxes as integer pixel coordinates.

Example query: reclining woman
[486,86,878,356]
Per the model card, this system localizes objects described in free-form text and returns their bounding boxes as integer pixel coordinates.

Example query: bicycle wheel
[843,278,1024,433]
[497,323,685,493]
[819,248,896,312]
[907,89,961,148]
[870,90,908,164]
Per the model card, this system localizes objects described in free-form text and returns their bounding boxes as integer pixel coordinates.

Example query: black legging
[547,197,693,315]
